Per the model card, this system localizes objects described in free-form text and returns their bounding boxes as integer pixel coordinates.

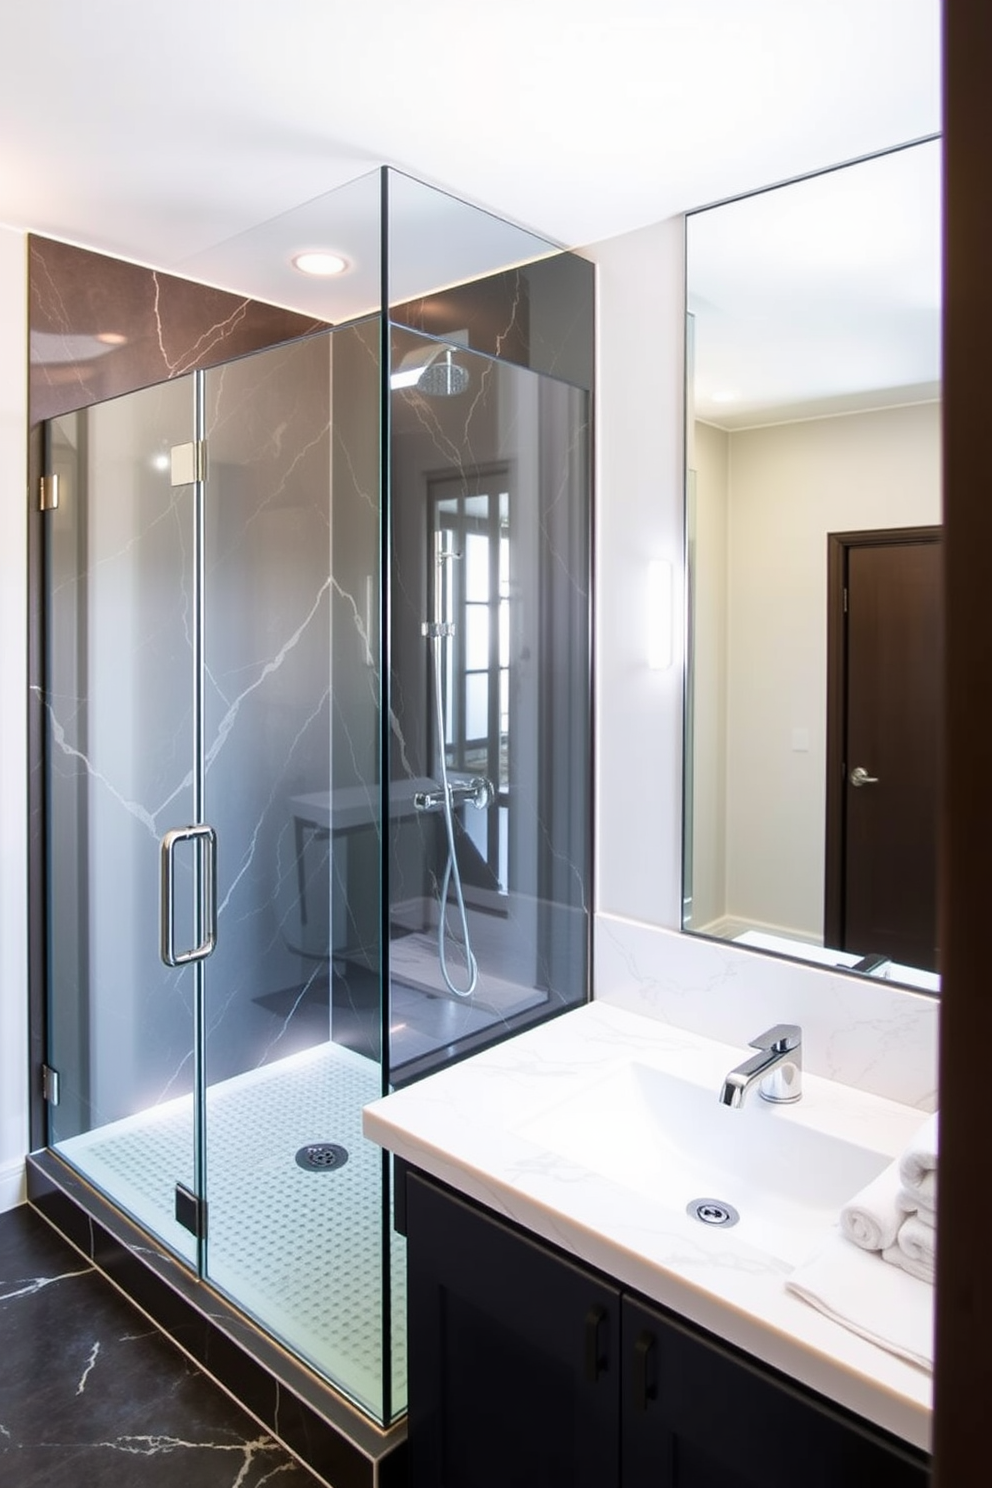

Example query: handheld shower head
[418,347,470,397]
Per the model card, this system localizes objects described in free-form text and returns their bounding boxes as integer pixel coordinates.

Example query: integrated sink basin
[514,1060,893,1266]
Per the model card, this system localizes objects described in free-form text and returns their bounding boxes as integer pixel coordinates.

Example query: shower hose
[430,630,479,998]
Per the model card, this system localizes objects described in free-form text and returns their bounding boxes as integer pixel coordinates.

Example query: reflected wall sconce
[647,559,674,670]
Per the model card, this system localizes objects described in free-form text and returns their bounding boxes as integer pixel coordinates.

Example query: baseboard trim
[0,1157,26,1212]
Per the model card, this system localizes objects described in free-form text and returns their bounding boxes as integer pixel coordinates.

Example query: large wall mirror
[683,138,941,996]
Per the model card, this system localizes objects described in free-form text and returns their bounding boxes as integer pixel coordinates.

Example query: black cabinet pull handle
[632,1329,657,1412]
[585,1304,608,1383]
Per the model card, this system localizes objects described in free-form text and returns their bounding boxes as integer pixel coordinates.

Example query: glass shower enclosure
[41,168,594,1430]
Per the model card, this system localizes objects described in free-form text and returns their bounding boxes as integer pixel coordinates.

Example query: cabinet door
[407,1172,621,1488]
[621,1296,929,1488]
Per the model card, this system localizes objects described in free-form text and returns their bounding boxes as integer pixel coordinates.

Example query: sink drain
[295,1142,349,1172]
[687,1197,740,1228]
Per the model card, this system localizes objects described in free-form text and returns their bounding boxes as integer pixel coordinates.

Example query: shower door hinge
[175,1182,208,1240]
[171,440,207,486]
[41,1064,61,1105]
[39,474,60,512]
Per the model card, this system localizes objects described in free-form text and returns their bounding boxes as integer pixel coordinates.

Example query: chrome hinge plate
[171,440,206,486]
[42,1064,61,1105]
[39,474,60,512]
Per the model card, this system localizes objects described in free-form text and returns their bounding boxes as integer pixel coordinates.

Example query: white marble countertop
[363,1001,933,1452]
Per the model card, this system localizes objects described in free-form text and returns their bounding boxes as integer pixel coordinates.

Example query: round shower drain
[687,1197,740,1228]
[295,1143,349,1172]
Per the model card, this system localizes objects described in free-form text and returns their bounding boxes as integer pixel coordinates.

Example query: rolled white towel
[840,1159,902,1252]
[883,1214,936,1286]
[897,1185,936,1225]
[900,1112,938,1206]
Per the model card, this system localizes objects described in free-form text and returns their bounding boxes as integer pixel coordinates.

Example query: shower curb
[26,1150,407,1488]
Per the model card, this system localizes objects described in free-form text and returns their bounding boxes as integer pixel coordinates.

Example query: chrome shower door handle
[160,824,218,967]
[849,766,880,788]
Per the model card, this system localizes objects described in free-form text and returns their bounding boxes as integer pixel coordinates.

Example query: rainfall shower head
[418,348,470,397]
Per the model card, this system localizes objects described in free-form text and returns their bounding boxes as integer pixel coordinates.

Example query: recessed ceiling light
[710,390,740,404]
[292,251,348,277]
[95,331,127,346]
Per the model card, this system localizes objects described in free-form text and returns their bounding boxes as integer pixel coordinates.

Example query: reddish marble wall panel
[29,236,327,424]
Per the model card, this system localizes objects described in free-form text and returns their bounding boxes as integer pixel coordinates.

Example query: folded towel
[883,1214,936,1285]
[897,1185,936,1226]
[900,1112,938,1206]
[840,1160,903,1252]
[787,1229,934,1371]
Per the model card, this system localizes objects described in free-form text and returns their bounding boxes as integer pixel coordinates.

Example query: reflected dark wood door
[826,530,941,970]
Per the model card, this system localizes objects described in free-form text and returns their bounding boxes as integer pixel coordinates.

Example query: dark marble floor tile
[0,1205,321,1486]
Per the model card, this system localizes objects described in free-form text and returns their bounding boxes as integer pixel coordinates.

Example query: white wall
[588,215,686,928]
[687,419,729,930]
[720,402,939,938]
[0,226,28,1209]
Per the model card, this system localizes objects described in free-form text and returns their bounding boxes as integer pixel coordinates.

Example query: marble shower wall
[28,236,325,425]
[27,238,332,1144]
[387,325,592,1068]
[44,326,386,1127]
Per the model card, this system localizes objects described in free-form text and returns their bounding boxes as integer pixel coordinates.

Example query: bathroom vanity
[402,1170,927,1487]
[363,1002,933,1484]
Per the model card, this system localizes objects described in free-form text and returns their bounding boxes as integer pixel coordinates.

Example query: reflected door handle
[849,766,879,788]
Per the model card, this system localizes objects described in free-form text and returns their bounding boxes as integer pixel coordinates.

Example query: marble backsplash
[594,912,939,1112]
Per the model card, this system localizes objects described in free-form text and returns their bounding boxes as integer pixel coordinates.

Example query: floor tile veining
[0,1203,322,1486]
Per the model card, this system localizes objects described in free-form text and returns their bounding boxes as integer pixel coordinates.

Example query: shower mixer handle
[414,775,495,814]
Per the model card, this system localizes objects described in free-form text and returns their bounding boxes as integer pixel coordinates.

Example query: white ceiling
[0,0,940,281]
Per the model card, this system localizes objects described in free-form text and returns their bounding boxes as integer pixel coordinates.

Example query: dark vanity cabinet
[405,1171,930,1488]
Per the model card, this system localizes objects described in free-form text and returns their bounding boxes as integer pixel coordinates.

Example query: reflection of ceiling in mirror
[687,140,941,429]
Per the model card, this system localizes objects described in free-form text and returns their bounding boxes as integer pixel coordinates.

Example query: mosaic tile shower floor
[55,1040,406,1421]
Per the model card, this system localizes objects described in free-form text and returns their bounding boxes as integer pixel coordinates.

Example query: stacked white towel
[840,1112,938,1286]
[895,1111,938,1223]
[787,1113,938,1369]
[884,1112,938,1283]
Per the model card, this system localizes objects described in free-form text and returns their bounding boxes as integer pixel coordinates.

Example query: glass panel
[465,672,489,740]
[464,532,489,603]
[176,169,383,327]
[388,327,591,1084]
[199,326,397,1422]
[465,606,489,671]
[46,378,199,1267]
[387,170,595,390]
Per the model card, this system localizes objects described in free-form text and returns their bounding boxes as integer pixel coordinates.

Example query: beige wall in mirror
[684,138,941,995]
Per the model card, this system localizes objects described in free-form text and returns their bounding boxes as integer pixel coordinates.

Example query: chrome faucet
[719,1025,802,1108]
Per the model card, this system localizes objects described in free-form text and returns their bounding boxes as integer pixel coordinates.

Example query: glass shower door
[197,327,399,1421]
[45,328,400,1424]
[45,376,206,1266]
